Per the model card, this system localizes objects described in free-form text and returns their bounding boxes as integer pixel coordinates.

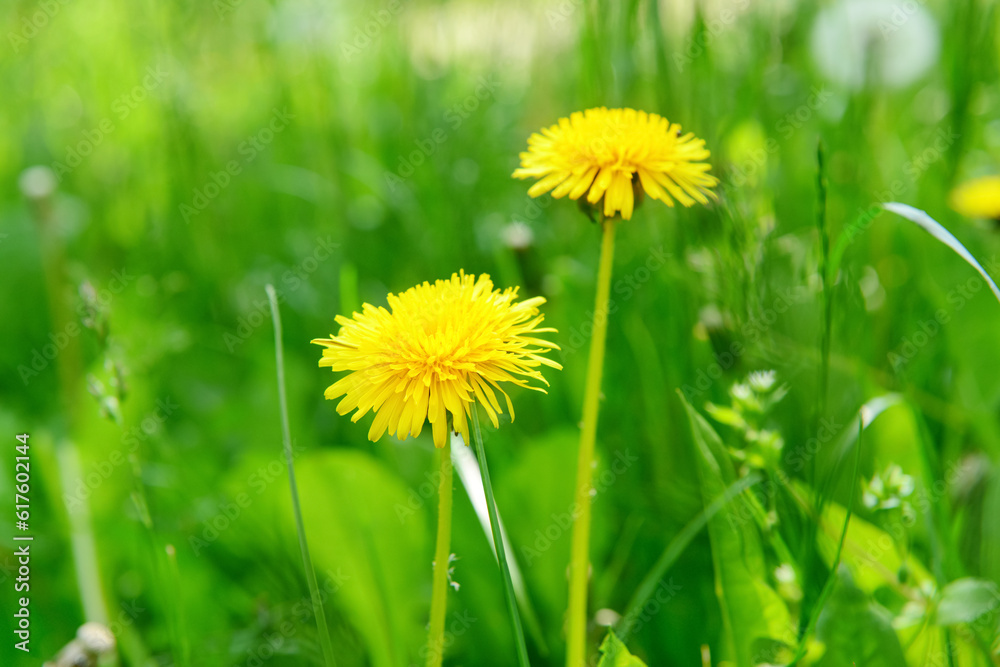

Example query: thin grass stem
[791,419,863,665]
[265,285,336,667]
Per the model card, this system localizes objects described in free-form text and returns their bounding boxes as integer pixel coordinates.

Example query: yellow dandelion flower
[512,107,719,220]
[950,175,1000,220]
[312,272,561,448]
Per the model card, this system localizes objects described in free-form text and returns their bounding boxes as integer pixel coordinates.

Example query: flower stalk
[566,218,617,667]
[426,435,454,667]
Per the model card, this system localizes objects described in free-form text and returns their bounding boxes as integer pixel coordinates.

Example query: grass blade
[679,393,789,665]
[616,472,761,642]
[882,202,1000,304]
[450,437,548,654]
[791,417,864,664]
[470,407,531,667]
[265,285,337,667]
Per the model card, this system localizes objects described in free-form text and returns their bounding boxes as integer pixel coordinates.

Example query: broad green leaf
[811,486,933,593]
[900,622,990,667]
[280,449,430,667]
[814,568,907,667]
[934,578,1000,626]
[681,395,791,666]
[883,202,1000,305]
[597,629,648,667]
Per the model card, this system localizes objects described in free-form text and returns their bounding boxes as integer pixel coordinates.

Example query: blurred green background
[2,0,1000,664]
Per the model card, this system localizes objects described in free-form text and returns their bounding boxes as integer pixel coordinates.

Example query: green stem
[164,544,192,667]
[567,219,617,667]
[791,419,863,664]
[34,186,108,626]
[265,285,336,667]
[471,407,531,667]
[426,436,453,667]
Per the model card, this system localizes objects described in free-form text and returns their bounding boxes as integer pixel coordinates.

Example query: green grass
[2,0,1000,665]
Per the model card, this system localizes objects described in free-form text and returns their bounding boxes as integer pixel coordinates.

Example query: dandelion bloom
[950,175,1000,220]
[312,272,561,448]
[512,107,718,220]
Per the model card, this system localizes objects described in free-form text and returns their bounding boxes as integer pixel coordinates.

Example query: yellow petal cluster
[513,107,718,220]
[313,272,561,448]
[950,175,1000,220]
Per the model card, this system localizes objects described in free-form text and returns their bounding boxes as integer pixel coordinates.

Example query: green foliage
[597,630,647,667]
[813,568,907,667]
[682,395,790,666]
[934,578,1000,627]
[3,0,1000,665]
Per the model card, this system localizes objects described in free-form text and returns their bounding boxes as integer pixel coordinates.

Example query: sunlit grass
[2,0,1000,665]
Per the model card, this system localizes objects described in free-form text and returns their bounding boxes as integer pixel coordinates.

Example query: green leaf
[810,486,933,593]
[934,578,1000,626]
[882,202,1000,305]
[680,394,791,666]
[704,402,748,430]
[280,449,431,667]
[597,629,648,667]
[814,568,907,667]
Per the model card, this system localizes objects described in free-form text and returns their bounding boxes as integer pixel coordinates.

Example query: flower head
[863,463,915,512]
[950,175,1000,220]
[312,272,561,448]
[512,107,718,220]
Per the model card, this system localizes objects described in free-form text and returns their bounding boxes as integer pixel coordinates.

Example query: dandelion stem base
[566,218,616,667]
[427,436,454,667]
